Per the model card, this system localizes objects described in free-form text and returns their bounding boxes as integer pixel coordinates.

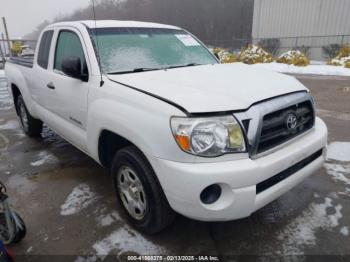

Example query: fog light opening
[200,184,222,205]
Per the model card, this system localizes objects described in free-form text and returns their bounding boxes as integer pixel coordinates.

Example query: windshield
[90,28,218,74]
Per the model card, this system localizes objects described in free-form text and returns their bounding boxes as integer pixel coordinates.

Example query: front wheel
[17,95,42,137]
[111,146,175,234]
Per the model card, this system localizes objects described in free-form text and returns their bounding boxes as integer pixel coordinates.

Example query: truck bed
[8,56,34,68]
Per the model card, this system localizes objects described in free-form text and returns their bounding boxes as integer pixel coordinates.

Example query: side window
[54,30,88,76]
[37,30,54,69]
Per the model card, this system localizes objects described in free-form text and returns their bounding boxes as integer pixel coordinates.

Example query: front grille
[256,149,323,194]
[257,100,314,154]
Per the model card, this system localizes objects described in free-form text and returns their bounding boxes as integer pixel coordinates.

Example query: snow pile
[325,163,350,187]
[96,211,120,227]
[340,226,349,236]
[213,48,237,63]
[329,45,350,68]
[327,142,350,162]
[324,141,350,198]
[250,62,350,76]
[30,150,59,166]
[61,184,97,215]
[238,44,273,64]
[93,226,165,256]
[276,50,310,66]
[277,197,343,255]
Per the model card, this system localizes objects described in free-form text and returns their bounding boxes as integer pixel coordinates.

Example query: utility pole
[0,41,4,65]
[1,33,6,58]
[2,17,11,56]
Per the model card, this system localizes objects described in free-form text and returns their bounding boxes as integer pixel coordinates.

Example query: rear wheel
[17,95,42,137]
[111,146,175,234]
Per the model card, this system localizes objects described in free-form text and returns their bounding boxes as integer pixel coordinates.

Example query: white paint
[340,226,349,236]
[251,62,350,76]
[97,211,120,227]
[93,226,165,256]
[70,20,180,30]
[109,63,308,113]
[327,142,350,162]
[26,246,33,253]
[30,150,59,167]
[60,184,97,216]
[277,197,343,255]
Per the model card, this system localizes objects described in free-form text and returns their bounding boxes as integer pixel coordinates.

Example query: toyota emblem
[286,113,297,130]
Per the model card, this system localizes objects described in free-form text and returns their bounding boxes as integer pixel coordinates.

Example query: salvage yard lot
[0,72,349,260]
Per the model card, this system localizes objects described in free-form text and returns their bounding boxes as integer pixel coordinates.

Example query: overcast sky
[0,0,90,38]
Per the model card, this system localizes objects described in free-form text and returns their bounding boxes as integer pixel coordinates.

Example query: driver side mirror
[61,56,88,82]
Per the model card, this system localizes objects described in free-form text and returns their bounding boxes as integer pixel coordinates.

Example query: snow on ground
[251,62,350,76]
[96,211,120,227]
[30,150,59,166]
[324,163,350,187]
[310,60,327,65]
[327,142,350,162]
[61,184,97,216]
[277,197,343,255]
[340,226,349,236]
[325,141,350,194]
[0,71,12,110]
[0,120,20,130]
[93,226,165,256]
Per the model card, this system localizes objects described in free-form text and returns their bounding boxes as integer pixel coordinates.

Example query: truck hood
[108,63,308,113]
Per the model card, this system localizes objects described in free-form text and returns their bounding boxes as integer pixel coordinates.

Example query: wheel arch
[98,129,137,168]
[11,83,21,115]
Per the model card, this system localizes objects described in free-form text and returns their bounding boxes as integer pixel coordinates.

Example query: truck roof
[49,20,181,30]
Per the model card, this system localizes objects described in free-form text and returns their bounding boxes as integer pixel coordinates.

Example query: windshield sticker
[175,34,201,46]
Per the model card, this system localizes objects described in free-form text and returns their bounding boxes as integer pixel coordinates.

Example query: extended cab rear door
[31,30,54,107]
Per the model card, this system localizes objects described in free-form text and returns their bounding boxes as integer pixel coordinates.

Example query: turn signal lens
[175,135,191,151]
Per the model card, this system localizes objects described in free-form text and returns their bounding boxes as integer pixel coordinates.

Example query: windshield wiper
[164,63,203,69]
[107,63,203,75]
[108,67,162,75]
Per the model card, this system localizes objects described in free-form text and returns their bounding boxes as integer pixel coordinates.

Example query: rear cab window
[37,30,54,69]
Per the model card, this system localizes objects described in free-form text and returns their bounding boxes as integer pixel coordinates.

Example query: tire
[111,146,175,234]
[17,95,42,137]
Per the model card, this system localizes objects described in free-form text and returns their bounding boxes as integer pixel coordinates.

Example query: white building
[252,0,350,60]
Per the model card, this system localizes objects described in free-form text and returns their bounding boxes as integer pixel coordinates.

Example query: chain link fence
[1,35,349,64]
[203,34,350,61]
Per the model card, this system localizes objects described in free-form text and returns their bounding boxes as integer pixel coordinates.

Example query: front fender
[85,85,193,164]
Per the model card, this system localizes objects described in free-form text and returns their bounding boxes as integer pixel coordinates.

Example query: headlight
[170,115,246,157]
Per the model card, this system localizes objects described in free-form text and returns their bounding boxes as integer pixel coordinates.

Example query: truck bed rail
[8,56,34,68]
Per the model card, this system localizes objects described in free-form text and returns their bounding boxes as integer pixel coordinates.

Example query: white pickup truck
[5,20,327,233]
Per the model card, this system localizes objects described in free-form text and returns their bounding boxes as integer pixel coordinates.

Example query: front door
[45,29,90,131]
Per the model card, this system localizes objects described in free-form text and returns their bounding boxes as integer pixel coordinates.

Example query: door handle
[47,82,55,90]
